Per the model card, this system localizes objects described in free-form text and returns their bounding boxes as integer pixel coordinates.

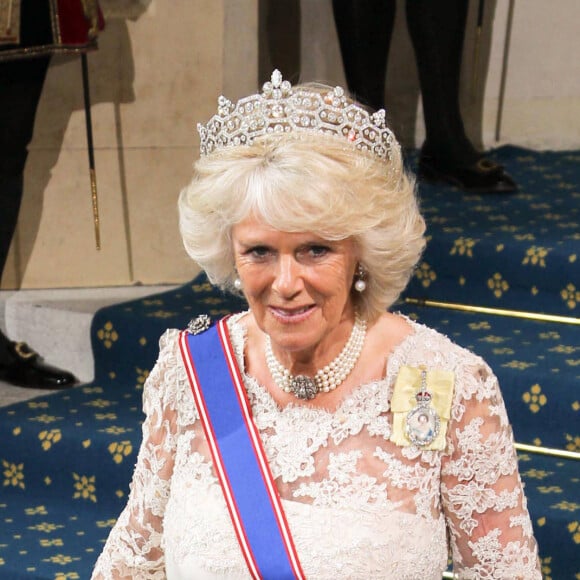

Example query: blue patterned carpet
[406,146,580,317]
[0,146,578,579]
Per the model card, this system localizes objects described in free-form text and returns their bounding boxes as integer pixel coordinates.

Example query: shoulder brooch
[187,314,212,335]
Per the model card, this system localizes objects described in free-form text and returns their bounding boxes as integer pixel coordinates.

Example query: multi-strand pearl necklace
[264,313,367,400]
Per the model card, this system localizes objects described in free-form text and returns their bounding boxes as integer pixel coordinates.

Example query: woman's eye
[307,245,330,258]
[247,246,270,259]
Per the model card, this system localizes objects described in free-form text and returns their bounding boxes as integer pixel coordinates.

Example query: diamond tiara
[197,69,400,162]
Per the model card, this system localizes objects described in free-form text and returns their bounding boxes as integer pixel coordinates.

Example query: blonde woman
[93,71,540,579]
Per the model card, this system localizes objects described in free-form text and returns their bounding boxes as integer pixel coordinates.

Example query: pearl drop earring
[234,277,242,290]
[354,264,367,292]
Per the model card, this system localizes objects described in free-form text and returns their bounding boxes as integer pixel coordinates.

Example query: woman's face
[232,215,359,358]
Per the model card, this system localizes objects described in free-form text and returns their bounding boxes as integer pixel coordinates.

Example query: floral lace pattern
[92,313,541,579]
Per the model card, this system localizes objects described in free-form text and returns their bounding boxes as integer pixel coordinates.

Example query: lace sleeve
[440,362,541,579]
[91,330,182,579]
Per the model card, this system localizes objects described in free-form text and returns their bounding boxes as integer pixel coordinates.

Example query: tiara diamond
[197,69,400,162]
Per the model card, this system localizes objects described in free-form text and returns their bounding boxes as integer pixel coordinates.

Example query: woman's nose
[272,255,303,297]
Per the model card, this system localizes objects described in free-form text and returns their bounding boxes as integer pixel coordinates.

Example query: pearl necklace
[264,314,367,400]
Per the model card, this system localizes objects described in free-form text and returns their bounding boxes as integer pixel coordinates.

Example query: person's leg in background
[0,56,76,389]
[332,0,517,193]
[331,0,395,112]
[0,57,49,280]
[406,0,516,192]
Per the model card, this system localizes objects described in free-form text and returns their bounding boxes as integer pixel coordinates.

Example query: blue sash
[179,318,305,580]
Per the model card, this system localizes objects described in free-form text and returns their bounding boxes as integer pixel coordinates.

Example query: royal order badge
[390,365,454,451]
[405,370,440,447]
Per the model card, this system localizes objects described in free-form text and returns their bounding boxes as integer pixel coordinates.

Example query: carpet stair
[405,146,580,317]
[1,383,142,578]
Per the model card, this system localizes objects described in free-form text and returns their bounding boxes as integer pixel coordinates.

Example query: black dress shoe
[418,153,518,193]
[0,341,77,389]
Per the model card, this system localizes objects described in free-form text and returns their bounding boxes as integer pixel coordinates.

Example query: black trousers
[332,0,478,166]
[0,0,53,358]
[0,55,49,359]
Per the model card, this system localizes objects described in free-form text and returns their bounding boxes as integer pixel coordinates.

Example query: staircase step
[0,381,135,578]
[515,451,580,579]
[89,278,247,386]
[406,147,580,316]
[0,285,177,387]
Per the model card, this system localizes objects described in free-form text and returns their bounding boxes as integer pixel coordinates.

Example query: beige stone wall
[2,0,578,290]
[483,0,580,149]
[2,0,259,290]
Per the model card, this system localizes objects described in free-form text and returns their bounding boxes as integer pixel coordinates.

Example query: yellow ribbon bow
[390,366,455,451]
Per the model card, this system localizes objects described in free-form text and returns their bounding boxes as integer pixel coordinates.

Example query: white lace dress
[92,313,540,579]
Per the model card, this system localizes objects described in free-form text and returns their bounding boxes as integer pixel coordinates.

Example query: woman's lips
[269,305,315,323]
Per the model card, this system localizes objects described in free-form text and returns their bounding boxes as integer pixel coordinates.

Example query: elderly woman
[92,71,540,579]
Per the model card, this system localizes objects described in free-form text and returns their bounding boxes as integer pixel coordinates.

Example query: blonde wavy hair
[179,116,425,322]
